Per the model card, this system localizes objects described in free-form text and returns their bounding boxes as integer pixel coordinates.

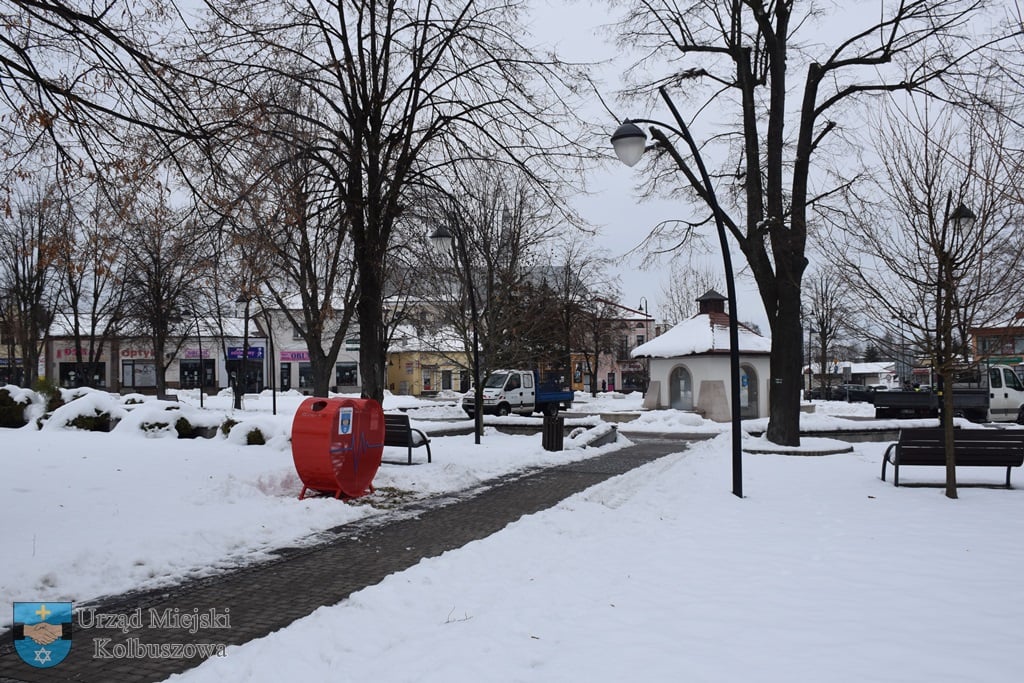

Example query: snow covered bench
[881,427,1024,488]
[383,413,432,465]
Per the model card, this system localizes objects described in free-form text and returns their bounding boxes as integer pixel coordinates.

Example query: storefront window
[59,362,107,388]
[179,359,215,389]
[335,362,358,387]
[280,362,291,390]
[122,360,156,388]
[298,362,315,389]
[225,360,263,393]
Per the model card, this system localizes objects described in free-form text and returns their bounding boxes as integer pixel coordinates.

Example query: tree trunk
[765,286,804,446]
[154,332,168,401]
[357,270,387,403]
[309,350,333,398]
[942,386,958,499]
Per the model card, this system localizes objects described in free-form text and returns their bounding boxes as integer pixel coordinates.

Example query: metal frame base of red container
[298,483,376,501]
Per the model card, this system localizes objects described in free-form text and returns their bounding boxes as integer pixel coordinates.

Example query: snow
[632,313,772,358]
[3,386,1022,681]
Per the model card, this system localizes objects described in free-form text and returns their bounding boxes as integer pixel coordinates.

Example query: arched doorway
[740,364,759,418]
[669,365,694,410]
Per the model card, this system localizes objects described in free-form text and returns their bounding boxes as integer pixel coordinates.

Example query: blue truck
[462,369,574,417]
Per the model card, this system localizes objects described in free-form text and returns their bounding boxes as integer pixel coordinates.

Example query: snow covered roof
[631,311,771,358]
[388,324,465,354]
[47,314,260,339]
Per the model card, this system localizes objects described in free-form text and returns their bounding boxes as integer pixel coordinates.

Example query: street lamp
[806,323,817,395]
[935,197,975,426]
[611,87,744,498]
[192,307,204,408]
[638,297,651,393]
[430,221,483,444]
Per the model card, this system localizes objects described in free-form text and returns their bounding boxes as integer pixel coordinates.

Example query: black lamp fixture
[430,220,483,444]
[611,88,744,498]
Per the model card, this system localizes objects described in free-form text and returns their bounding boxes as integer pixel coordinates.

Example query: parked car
[828,384,876,402]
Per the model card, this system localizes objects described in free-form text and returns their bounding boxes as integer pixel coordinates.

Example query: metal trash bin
[542,415,564,451]
[291,397,385,499]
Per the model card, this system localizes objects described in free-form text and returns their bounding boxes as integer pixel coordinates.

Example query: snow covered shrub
[220,418,238,436]
[69,409,113,432]
[140,421,170,433]
[175,416,196,439]
[0,387,29,428]
[33,378,63,413]
[246,427,266,445]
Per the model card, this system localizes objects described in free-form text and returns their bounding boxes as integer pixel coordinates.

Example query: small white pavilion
[632,290,772,421]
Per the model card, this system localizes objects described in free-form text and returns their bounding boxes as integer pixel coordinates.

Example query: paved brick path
[0,437,686,682]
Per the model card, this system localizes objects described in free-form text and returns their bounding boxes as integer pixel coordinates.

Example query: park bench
[383,413,432,465]
[881,427,1024,488]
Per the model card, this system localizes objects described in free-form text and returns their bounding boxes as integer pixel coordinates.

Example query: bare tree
[659,259,720,327]
[832,96,1024,498]
[574,297,622,398]
[50,176,128,389]
[118,179,209,400]
[422,162,563,434]
[201,97,359,399]
[193,0,588,403]
[0,176,63,387]
[613,0,1009,445]
[546,235,620,388]
[803,271,849,396]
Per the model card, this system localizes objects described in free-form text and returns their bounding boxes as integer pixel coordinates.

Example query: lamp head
[429,225,455,254]
[949,203,976,229]
[610,120,647,167]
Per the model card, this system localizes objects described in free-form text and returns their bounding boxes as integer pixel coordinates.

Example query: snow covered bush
[0,386,30,428]
[245,428,266,445]
[39,391,127,432]
[220,418,238,437]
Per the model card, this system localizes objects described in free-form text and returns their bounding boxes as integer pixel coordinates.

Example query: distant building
[385,325,468,397]
[572,300,659,394]
[970,312,1024,377]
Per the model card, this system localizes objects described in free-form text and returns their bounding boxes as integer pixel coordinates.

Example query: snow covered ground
[3,387,1023,681]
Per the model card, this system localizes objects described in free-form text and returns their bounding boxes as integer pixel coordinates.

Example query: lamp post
[638,297,651,393]
[192,307,204,408]
[430,221,483,444]
[612,87,744,498]
[806,323,817,395]
[935,196,975,427]
[262,306,277,416]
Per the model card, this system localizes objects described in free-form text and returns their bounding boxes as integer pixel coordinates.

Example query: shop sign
[227,346,265,360]
[280,350,309,361]
[54,346,90,360]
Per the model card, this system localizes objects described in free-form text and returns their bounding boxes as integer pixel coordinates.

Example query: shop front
[50,342,113,389]
[279,349,360,395]
[120,346,156,391]
[226,345,265,393]
[179,346,216,390]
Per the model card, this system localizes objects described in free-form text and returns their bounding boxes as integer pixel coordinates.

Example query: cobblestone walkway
[0,437,687,682]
